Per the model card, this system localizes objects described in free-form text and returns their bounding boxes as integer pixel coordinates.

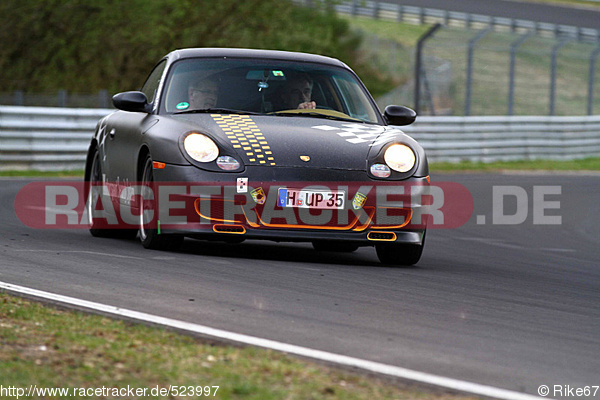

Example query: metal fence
[295,0,600,43]
[408,26,600,117]
[1,106,598,171]
[295,0,600,117]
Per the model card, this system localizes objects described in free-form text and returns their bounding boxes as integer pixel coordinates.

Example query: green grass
[527,0,600,7]
[342,15,431,47]
[0,170,84,178]
[0,293,479,400]
[430,157,600,172]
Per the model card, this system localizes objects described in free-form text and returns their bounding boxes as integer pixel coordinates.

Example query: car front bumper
[151,164,429,246]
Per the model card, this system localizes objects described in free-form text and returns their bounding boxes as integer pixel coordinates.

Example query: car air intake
[212,224,246,234]
[367,231,397,241]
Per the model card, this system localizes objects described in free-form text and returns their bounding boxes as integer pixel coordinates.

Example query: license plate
[277,188,345,209]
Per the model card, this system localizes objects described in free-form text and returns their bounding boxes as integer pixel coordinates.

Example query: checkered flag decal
[312,123,403,146]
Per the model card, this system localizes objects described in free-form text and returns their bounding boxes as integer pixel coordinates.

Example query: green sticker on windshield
[176,102,189,110]
[272,70,284,77]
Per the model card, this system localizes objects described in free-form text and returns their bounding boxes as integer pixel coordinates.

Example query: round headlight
[184,133,219,163]
[384,144,416,173]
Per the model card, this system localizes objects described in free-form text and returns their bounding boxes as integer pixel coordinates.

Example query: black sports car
[85,48,429,265]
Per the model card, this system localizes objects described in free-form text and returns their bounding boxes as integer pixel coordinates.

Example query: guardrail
[404,115,600,162]
[293,0,600,43]
[0,90,112,108]
[0,106,109,171]
[0,106,599,171]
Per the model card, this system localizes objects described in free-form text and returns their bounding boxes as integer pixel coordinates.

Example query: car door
[103,60,167,186]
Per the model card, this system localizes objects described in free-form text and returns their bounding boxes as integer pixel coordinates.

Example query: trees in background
[0,0,390,96]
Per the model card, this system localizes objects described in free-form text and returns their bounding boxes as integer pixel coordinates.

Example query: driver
[188,77,219,109]
[280,73,316,110]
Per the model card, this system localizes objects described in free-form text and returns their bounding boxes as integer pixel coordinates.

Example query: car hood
[175,113,408,170]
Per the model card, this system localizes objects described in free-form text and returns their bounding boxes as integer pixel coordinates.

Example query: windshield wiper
[273,111,361,123]
[174,108,260,115]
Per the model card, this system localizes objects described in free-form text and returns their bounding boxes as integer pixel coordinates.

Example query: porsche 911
[84,48,429,265]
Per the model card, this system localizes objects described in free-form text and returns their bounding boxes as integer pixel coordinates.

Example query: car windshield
[160,58,381,124]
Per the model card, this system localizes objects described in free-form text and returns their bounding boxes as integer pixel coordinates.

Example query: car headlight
[384,144,416,173]
[184,133,219,163]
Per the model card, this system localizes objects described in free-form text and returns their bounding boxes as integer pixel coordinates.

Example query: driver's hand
[298,101,316,109]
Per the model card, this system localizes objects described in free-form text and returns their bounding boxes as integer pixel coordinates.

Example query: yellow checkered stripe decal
[211,114,275,166]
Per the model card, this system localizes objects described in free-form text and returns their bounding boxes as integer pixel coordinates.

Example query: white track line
[0,281,547,400]
[13,249,143,259]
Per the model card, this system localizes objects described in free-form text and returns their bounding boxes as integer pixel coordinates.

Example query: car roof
[166,48,349,69]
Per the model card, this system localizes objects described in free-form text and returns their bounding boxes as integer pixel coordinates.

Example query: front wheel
[139,155,183,250]
[86,147,137,239]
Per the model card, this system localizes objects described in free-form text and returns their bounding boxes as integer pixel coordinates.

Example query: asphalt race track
[385,0,600,30]
[1,173,600,398]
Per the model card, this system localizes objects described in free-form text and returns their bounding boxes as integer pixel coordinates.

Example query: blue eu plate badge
[277,188,287,207]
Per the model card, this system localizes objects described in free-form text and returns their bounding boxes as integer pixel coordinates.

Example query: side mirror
[112,91,151,113]
[384,105,417,126]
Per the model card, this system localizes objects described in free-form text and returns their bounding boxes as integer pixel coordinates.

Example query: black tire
[139,155,184,250]
[86,148,137,239]
[312,240,359,253]
[375,233,425,266]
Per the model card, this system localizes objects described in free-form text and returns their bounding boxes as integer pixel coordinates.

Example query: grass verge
[0,292,479,400]
[0,170,84,178]
[342,15,430,47]
[523,0,600,8]
[430,157,600,172]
